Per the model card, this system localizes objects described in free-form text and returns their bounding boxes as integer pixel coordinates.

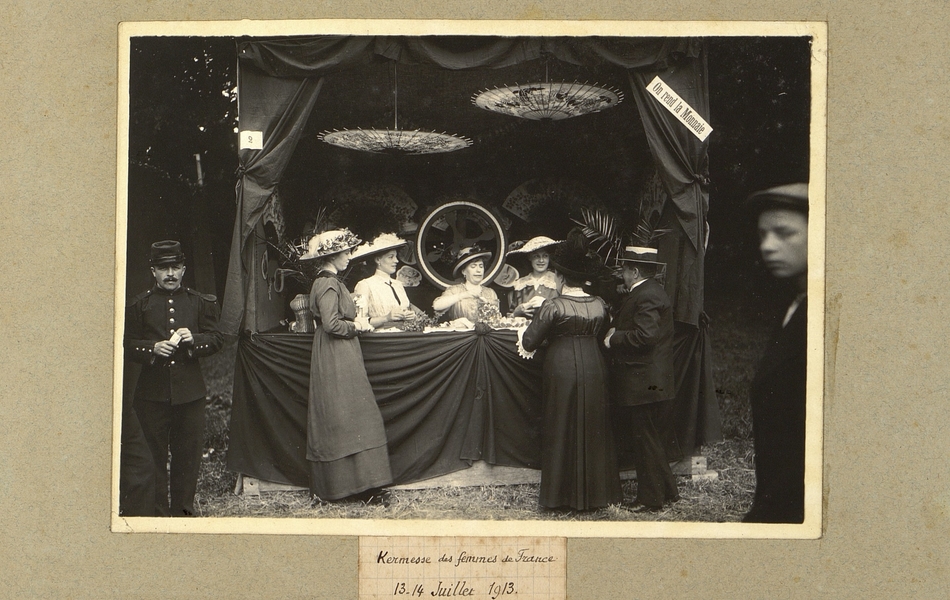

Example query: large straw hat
[299,229,362,261]
[350,232,407,261]
[506,236,561,256]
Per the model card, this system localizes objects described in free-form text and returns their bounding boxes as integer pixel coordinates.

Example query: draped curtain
[220,34,721,459]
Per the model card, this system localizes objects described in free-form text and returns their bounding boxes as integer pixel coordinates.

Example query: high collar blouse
[353,272,411,319]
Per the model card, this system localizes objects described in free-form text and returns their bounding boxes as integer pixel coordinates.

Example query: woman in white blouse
[352,233,423,329]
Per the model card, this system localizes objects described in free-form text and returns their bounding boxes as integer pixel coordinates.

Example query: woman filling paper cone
[299,229,392,505]
[432,246,500,323]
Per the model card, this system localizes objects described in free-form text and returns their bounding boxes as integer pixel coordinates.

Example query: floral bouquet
[475,296,504,327]
[402,312,441,332]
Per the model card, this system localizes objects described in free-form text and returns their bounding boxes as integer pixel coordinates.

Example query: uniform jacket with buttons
[607,277,675,406]
[125,286,223,405]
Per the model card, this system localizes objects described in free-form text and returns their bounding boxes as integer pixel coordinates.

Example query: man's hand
[153,340,178,357]
[175,328,194,345]
[603,327,616,349]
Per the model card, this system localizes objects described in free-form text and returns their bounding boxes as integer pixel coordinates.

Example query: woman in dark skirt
[300,229,392,503]
[519,229,622,511]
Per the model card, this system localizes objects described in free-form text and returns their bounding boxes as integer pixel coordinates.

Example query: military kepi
[150,240,185,266]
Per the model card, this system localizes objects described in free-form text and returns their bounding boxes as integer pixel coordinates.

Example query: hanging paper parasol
[319,63,472,155]
[318,129,471,155]
[472,81,623,121]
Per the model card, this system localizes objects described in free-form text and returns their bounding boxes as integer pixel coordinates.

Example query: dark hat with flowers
[549,228,609,283]
[452,246,493,278]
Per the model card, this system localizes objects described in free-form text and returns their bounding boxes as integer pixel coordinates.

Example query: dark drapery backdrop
[221,35,707,334]
[222,35,720,466]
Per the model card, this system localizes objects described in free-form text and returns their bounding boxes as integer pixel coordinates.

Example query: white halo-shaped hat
[350,232,407,261]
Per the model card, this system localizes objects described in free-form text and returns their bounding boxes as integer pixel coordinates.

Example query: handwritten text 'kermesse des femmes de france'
[378,549,556,567]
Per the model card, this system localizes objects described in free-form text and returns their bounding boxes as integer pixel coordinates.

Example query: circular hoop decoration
[415,201,508,290]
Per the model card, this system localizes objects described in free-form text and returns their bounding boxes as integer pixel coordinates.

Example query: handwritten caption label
[645,76,713,142]
[359,537,566,600]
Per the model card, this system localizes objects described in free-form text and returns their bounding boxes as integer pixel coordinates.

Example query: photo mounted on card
[113,19,826,538]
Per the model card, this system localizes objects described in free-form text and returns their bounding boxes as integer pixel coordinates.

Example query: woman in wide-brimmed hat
[431,246,500,323]
[505,236,564,318]
[520,228,622,511]
[352,233,425,329]
[301,229,392,505]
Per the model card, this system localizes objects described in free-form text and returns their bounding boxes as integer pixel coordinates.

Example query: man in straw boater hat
[742,182,809,523]
[124,240,223,516]
[603,244,680,512]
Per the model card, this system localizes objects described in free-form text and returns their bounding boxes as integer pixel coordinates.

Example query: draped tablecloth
[226,329,545,487]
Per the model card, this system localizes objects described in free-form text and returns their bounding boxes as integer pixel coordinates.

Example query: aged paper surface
[359,537,566,600]
[111,18,825,540]
[4,1,950,598]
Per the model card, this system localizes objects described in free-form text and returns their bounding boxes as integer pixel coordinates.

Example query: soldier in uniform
[124,240,223,517]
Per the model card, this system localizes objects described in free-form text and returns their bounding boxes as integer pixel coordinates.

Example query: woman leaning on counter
[300,229,392,505]
[519,229,622,511]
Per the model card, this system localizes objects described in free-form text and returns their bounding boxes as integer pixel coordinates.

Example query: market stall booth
[222,35,721,489]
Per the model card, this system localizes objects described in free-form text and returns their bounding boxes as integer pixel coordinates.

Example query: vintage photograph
[114,21,824,535]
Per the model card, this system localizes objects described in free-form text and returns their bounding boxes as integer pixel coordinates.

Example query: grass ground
[191,281,772,522]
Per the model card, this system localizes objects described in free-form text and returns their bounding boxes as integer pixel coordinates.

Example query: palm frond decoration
[631,171,672,247]
[572,207,625,265]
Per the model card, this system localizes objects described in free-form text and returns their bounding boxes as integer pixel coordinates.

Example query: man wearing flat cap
[124,240,223,517]
[743,182,809,523]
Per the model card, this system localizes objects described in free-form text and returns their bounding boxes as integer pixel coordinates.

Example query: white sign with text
[646,76,712,142]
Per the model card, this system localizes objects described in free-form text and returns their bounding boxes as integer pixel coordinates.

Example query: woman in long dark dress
[519,230,622,511]
[300,229,393,503]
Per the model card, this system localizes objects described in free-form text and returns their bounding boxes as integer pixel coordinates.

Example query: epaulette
[186,287,218,302]
[128,288,153,306]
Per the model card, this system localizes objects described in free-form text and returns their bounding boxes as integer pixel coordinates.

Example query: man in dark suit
[604,246,680,511]
[125,240,223,516]
[742,183,809,523]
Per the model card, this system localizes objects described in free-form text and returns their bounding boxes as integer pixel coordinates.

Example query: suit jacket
[125,285,223,405]
[745,295,807,523]
[607,278,675,406]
